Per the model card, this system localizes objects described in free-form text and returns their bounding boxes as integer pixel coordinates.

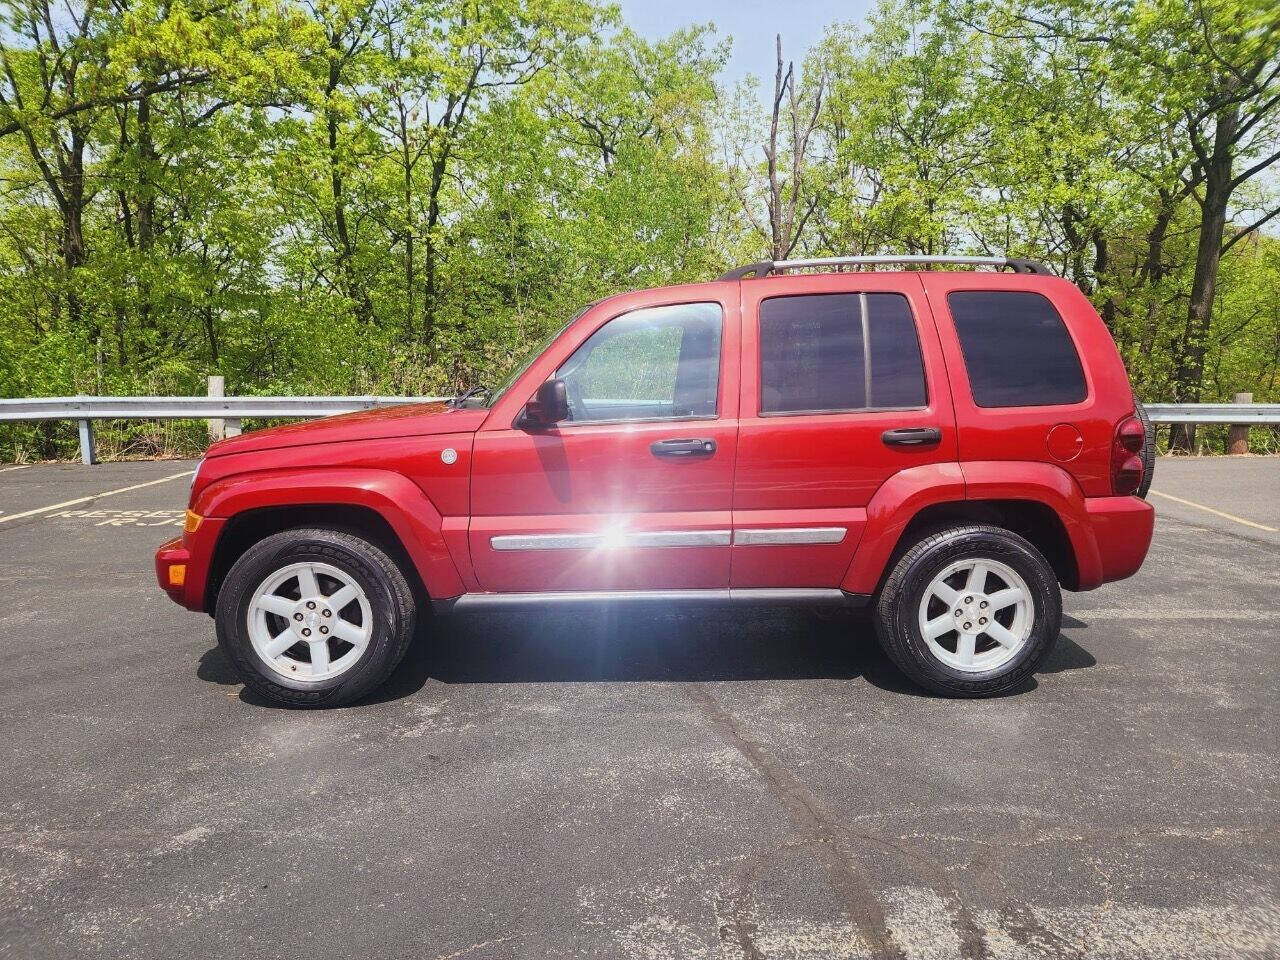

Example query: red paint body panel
[195,432,475,519]
[959,460,1102,589]
[841,462,968,594]
[194,466,465,602]
[154,516,225,610]
[729,508,867,587]
[205,403,484,458]
[921,273,1134,498]
[468,282,742,592]
[157,271,1154,615]
[1085,495,1155,586]
[730,272,958,588]
[468,511,733,591]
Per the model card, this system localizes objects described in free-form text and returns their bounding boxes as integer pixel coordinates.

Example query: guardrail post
[1228,392,1253,455]
[77,419,96,465]
[226,418,242,437]
[208,375,225,442]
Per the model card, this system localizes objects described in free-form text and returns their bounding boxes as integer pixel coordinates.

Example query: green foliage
[0,0,1277,459]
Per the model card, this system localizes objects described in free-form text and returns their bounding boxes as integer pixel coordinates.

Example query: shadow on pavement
[197,606,1098,707]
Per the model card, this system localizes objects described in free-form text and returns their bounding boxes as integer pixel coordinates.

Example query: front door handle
[651,438,716,458]
[882,427,942,447]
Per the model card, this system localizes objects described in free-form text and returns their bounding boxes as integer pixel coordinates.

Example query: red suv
[157,256,1155,706]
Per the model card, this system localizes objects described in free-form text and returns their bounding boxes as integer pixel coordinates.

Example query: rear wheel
[874,525,1061,697]
[215,527,416,707]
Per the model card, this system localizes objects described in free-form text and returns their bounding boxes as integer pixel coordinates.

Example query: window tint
[555,302,722,422]
[759,292,926,414]
[948,291,1087,407]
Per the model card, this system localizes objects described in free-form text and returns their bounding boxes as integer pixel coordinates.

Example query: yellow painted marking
[1149,489,1278,533]
[0,471,193,525]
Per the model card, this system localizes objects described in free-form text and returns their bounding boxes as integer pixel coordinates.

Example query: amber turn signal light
[168,564,187,587]
[183,510,203,533]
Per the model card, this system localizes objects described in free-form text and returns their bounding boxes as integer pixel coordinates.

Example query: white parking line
[0,464,31,473]
[0,471,193,525]
[1149,489,1278,533]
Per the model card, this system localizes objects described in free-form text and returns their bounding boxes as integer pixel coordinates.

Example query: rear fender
[840,463,966,594]
[193,467,465,600]
[840,460,1103,594]
[960,461,1102,589]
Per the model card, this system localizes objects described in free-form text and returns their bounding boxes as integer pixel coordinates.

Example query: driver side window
[555,302,723,423]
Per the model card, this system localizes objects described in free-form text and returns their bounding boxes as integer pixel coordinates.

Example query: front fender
[193,466,466,600]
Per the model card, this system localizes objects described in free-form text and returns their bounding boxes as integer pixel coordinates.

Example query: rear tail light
[1112,415,1145,495]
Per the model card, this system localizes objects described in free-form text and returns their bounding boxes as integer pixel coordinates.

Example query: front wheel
[215,527,417,707]
[874,525,1061,697]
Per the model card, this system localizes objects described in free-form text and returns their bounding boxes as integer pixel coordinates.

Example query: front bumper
[155,516,226,611]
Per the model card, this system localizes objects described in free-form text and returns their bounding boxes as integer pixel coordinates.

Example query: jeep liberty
[156,255,1156,706]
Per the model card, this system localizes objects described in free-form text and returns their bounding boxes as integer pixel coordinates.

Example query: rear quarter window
[947,290,1087,407]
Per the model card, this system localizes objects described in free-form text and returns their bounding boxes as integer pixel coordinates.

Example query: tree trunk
[326,54,372,325]
[1169,106,1238,451]
[422,152,448,348]
[136,88,155,331]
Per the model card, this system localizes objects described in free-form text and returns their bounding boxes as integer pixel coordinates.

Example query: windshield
[484,305,594,407]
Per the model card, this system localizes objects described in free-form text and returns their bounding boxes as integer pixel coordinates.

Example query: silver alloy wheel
[247,561,373,682]
[916,557,1034,673]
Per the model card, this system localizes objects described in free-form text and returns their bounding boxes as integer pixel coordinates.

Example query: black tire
[874,525,1061,697]
[215,527,417,707]
[1133,396,1155,499]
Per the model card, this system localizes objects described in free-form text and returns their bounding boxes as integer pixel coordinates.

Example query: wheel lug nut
[306,601,316,609]
[980,601,988,609]
[963,622,972,631]
[293,612,303,621]
[964,596,973,603]
[320,626,328,635]
[302,628,311,636]
[322,609,332,617]
[955,609,963,617]
[979,617,988,625]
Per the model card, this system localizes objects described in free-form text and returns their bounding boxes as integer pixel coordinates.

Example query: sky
[620,0,877,84]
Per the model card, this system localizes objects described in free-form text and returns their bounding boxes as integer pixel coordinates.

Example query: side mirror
[522,378,569,428]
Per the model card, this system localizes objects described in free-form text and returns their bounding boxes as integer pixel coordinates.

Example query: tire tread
[874,524,1061,697]
[215,527,416,708]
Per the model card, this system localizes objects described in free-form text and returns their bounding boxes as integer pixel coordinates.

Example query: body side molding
[435,587,870,613]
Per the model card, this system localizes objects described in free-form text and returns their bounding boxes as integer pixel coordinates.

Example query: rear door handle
[882,427,942,447]
[650,438,716,458]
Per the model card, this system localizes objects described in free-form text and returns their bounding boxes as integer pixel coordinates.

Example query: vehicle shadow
[198,608,879,706]
[197,605,1098,707]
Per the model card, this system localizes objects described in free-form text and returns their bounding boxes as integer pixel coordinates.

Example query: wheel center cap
[955,594,987,628]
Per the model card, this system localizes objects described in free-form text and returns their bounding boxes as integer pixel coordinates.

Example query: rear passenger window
[759,293,926,414]
[948,291,1087,407]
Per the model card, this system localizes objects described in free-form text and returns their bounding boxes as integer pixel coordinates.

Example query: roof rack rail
[718,255,1053,281]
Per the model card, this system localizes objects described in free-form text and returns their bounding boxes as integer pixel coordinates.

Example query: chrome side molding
[490,527,846,551]
[490,530,732,551]
[732,527,846,545]
[436,588,870,614]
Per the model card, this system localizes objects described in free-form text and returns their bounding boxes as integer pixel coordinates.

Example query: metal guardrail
[1,395,1276,465]
[1143,403,1280,423]
[0,395,448,464]
[0,395,447,420]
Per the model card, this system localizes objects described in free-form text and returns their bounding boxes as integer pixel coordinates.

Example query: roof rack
[718,255,1053,281]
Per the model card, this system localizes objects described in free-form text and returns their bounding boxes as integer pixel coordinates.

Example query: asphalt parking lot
[1,456,1277,959]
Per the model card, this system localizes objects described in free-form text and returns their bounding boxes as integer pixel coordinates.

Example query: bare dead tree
[762,34,824,261]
